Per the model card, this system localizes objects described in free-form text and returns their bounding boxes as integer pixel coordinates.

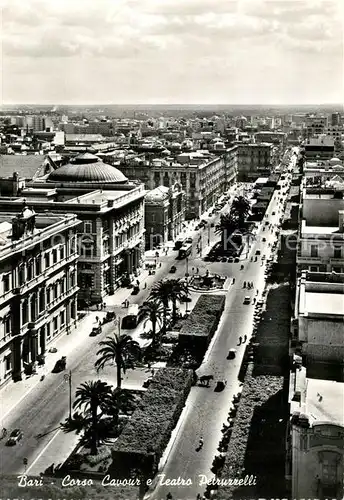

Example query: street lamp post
[64,370,72,420]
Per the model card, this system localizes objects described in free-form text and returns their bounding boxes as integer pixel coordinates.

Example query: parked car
[169,265,177,273]
[214,380,226,392]
[234,257,240,263]
[272,211,276,215]
[185,238,193,244]
[262,238,266,242]
[228,257,234,262]
[6,429,23,446]
[52,356,67,372]
[243,296,251,304]
[131,285,140,295]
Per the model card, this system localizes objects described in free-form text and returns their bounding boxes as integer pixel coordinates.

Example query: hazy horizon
[1,0,343,106]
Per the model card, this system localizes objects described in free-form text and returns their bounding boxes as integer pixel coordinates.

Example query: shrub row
[178,294,225,349]
[111,368,193,477]
[217,365,285,500]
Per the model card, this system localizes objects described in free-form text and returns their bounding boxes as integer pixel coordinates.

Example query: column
[12,336,23,382]
[30,330,38,363]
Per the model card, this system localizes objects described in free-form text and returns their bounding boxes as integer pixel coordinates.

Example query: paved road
[0,185,242,475]
[148,163,295,500]
[0,164,295,479]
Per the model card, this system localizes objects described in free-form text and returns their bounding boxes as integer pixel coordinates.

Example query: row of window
[309,245,342,258]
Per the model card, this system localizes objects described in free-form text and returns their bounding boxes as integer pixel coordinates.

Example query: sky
[1,0,343,105]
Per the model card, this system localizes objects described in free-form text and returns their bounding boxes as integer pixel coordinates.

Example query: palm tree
[95,334,141,390]
[230,195,250,228]
[73,380,112,455]
[138,300,164,346]
[215,213,240,251]
[102,388,137,426]
[149,279,188,328]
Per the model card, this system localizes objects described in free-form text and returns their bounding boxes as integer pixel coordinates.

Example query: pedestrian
[251,282,254,288]
[95,316,99,323]
[238,336,242,346]
[198,437,204,449]
[96,303,99,311]
[136,279,140,287]
[253,298,256,304]
[144,282,147,289]
[243,281,246,288]
[196,267,199,274]
[196,494,201,500]
[232,278,235,284]
[247,282,251,289]
[166,493,173,500]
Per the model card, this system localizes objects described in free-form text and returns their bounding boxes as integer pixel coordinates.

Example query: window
[18,265,25,286]
[52,249,58,264]
[35,256,42,275]
[310,266,318,272]
[60,245,65,260]
[44,252,50,269]
[53,282,59,299]
[22,300,28,325]
[70,272,76,287]
[84,222,92,233]
[310,245,318,257]
[27,260,34,281]
[4,315,11,335]
[60,311,65,326]
[5,354,11,372]
[334,246,341,259]
[53,317,58,332]
[3,274,10,293]
[46,286,51,305]
[46,322,51,339]
[61,278,66,294]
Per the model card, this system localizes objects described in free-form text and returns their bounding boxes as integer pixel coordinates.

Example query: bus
[121,304,139,329]
[178,243,192,259]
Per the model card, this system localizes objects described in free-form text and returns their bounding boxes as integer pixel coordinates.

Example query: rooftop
[303,290,344,316]
[306,378,344,425]
[0,154,44,179]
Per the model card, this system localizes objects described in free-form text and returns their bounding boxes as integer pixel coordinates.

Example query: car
[227,348,237,360]
[214,380,226,392]
[90,326,102,337]
[6,429,23,446]
[272,211,276,215]
[180,296,192,303]
[210,222,215,227]
[234,257,239,263]
[243,296,251,304]
[221,257,227,262]
[169,265,177,273]
[262,238,266,242]
[228,257,234,262]
[255,250,261,255]
[131,285,140,295]
[185,238,193,244]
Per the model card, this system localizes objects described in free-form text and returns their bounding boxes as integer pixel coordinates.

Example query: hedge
[216,365,285,500]
[178,294,225,350]
[111,368,193,477]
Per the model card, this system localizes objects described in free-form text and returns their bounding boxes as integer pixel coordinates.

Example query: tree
[71,380,112,455]
[230,195,250,228]
[102,388,137,427]
[149,278,188,328]
[138,300,164,346]
[95,334,141,390]
[215,213,240,251]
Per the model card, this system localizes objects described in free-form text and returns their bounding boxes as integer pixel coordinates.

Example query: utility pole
[64,370,72,420]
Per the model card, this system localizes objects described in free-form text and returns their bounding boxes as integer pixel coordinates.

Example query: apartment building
[235,143,272,181]
[287,364,343,499]
[144,183,185,249]
[297,188,344,274]
[0,206,79,386]
[303,137,335,160]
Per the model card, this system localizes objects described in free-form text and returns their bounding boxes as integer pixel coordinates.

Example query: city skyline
[1,0,343,105]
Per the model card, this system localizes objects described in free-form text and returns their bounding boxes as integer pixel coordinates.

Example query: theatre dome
[47,153,128,184]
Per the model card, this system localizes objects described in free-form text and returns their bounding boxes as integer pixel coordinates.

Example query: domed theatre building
[2,153,145,305]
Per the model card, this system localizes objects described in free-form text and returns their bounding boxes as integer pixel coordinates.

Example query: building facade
[0,206,79,386]
[0,153,146,304]
[235,143,272,181]
[287,365,344,499]
[144,184,185,249]
[296,189,344,274]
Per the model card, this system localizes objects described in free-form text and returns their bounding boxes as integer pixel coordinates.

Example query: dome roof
[47,153,128,184]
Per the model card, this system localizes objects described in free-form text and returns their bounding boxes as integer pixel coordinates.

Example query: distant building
[236,143,272,181]
[0,206,79,386]
[144,183,185,249]
[303,137,335,160]
[305,115,328,137]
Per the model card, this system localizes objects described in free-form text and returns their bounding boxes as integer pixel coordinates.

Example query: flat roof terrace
[306,378,344,425]
[302,290,344,316]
